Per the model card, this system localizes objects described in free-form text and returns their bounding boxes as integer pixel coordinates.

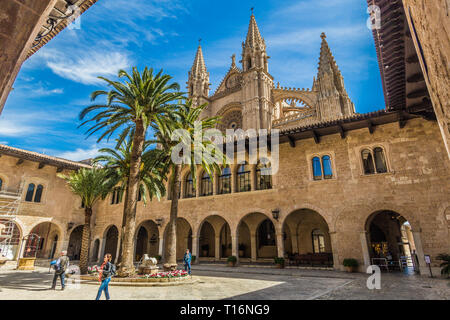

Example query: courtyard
[0,265,448,300]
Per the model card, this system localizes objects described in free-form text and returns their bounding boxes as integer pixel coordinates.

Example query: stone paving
[0,264,448,300]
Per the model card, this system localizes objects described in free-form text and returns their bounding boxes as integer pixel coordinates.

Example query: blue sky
[0,0,384,160]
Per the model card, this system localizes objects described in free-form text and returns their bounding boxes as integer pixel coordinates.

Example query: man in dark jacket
[183,249,192,275]
[51,250,70,290]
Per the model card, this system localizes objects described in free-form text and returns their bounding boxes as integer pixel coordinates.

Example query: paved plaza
[0,264,448,300]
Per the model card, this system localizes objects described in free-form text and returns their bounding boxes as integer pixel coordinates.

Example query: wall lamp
[271,209,280,221]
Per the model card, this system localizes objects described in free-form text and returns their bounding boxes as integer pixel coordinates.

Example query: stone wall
[402,0,450,160]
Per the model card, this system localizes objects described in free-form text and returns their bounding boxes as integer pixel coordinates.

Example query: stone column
[191,236,198,264]
[412,230,428,275]
[214,236,221,261]
[158,235,164,257]
[231,165,236,193]
[99,238,106,260]
[213,172,218,195]
[250,165,256,191]
[231,234,239,263]
[250,232,257,262]
[360,231,371,269]
[276,232,284,258]
[291,233,299,254]
[329,232,340,270]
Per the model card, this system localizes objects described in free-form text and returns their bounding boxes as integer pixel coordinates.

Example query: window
[0,178,2,191]
[362,147,387,175]
[201,172,213,197]
[312,229,326,253]
[25,183,35,202]
[110,188,121,205]
[218,166,231,195]
[138,189,142,202]
[184,173,195,198]
[256,160,272,190]
[237,162,251,192]
[34,185,43,203]
[312,155,333,180]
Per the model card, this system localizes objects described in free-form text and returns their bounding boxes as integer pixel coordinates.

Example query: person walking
[96,253,115,300]
[51,250,70,290]
[183,249,192,275]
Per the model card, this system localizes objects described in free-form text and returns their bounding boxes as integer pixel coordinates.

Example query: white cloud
[38,49,131,85]
[55,145,101,161]
[0,120,35,137]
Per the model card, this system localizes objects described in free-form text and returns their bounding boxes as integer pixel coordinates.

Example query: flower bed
[80,269,191,284]
[140,270,188,279]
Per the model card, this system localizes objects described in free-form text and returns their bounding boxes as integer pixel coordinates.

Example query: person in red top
[96,253,115,300]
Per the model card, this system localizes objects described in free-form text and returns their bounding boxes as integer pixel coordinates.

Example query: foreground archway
[164,218,192,261]
[67,225,83,260]
[134,220,159,261]
[30,222,62,259]
[365,210,417,272]
[0,219,21,260]
[283,209,333,267]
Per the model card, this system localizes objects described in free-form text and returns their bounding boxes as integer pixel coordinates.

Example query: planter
[227,261,236,267]
[345,266,356,273]
[275,263,285,269]
[17,257,36,270]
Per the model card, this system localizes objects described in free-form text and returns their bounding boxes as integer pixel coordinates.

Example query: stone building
[1,13,449,276]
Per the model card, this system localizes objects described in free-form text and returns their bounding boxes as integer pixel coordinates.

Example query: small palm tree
[94,134,167,263]
[79,67,183,276]
[436,254,450,277]
[156,100,224,268]
[58,168,114,274]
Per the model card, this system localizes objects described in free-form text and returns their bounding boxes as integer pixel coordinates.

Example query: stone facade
[1,13,449,276]
[401,0,450,160]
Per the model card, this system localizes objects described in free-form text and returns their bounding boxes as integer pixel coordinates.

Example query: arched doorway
[134,220,159,261]
[104,225,119,263]
[164,218,192,261]
[365,211,417,272]
[30,222,61,259]
[67,225,83,260]
[282,209,333,267]
[197,215,231,261]
[238,212,277,262]
[199,221,215,258]
[0,219,21,260]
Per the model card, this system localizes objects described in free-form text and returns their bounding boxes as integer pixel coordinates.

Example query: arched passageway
[91,239,100,262]
[365,211,417,272]
[67,225,83,260]
[30,222,61,259]
[238,213,277,262]
[164,218,192,261]
[135,220,159,261]
[0,219,21,260]
[197,215,232,261]
[103,225,119,263]
[283,209,333,267]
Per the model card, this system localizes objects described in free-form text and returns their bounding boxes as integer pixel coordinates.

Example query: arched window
[362,149,375,174]
[256,160,272,190]
[167,177,181,200]
[247,56,252,70]
[322,156,333,179]
[0,178,3,191]
[218,166,231,195]
[374,147,387,173]
[184,173,195,198]
[201,172,213,197]
[362,147,388,175]
[110,188,121,205]
[138,189,142,202]
[25,183,35,202]
[237,162,251,192]
[312,229,326,253]
[312,157,322,180]
[34,184,43,203]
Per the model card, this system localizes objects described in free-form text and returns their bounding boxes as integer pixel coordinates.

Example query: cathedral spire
[241,13,268,72]
[317,32,342,78]
[190,42,207,76]
[244,13,265,50]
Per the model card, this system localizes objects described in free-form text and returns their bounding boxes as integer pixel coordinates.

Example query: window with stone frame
[362,147,387,175]
[184,173,195,198]
[256,160,272,190]
[24,183,44,203]
[0,178,2,191]
[25,183,35,202]
[200,171,213,197]
[34,184,43,203]
[237,162,251,192]
[110,187,122,205]
[312,229,326,253]
[312,155,333,180]
[218,166,231,195]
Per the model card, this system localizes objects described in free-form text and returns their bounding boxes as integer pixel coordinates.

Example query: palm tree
[436,254,450,277]
[155,100,224,268]
[58,168,113,274]
[94,134,167,263]
[79,67,183,276]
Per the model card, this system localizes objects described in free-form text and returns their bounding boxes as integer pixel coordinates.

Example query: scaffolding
[0,183,23,260]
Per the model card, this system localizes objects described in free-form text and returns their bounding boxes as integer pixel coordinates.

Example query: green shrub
[227,256,237,263]
[274,257,285,265]
[191,255,196,263]
[155,255,162,262]
[343,258,359,268]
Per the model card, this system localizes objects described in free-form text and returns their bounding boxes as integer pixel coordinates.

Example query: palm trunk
[116,190,129,266]
[165,164,181,267]
[79,207,92,275]
[118,121,146,277]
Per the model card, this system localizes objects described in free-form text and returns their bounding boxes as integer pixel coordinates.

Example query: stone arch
[103,225,119,263]
[29,221,63,259]
[134,220,159,261]
[0,218,22,260]
[197,215,232,260]
[163,217,192,261]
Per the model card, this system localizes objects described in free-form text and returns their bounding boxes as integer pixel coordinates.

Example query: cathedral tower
[187,43,210,108]
[240,13,273,130]
[315,33,355,121]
